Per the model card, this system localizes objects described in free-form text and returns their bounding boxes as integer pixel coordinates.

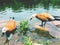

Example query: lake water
[0,6,60,21]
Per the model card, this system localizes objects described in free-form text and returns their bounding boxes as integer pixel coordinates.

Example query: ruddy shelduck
[30,12,55,27]
[2,17,17,43]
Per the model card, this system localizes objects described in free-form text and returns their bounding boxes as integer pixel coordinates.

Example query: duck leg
[40,21,44,27]
[43,21,46,27]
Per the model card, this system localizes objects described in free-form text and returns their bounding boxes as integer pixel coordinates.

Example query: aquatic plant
[37,40,51,45]
[36,40,42,44]
[22,36,32,45]
[43,40,51,45]
[17,20,30,36]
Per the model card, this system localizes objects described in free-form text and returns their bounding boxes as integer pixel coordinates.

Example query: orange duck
[30,12,55,27]
[2,17,17,44]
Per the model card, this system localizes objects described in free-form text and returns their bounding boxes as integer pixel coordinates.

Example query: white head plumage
[2,27,8,33]
[32,14,37,18]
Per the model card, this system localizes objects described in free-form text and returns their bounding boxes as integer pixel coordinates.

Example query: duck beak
[30,18,32,20]
[1,33,5,37]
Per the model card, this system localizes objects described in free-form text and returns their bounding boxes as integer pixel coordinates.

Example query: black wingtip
[53,16,60,21]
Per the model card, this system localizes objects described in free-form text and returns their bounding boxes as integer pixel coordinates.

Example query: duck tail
[53,16,60,21]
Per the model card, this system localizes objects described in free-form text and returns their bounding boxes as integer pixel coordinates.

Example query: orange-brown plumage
[30,12,55,27]
[5,19,16,31]
[36,12,54,21]
[2,17,17,43]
